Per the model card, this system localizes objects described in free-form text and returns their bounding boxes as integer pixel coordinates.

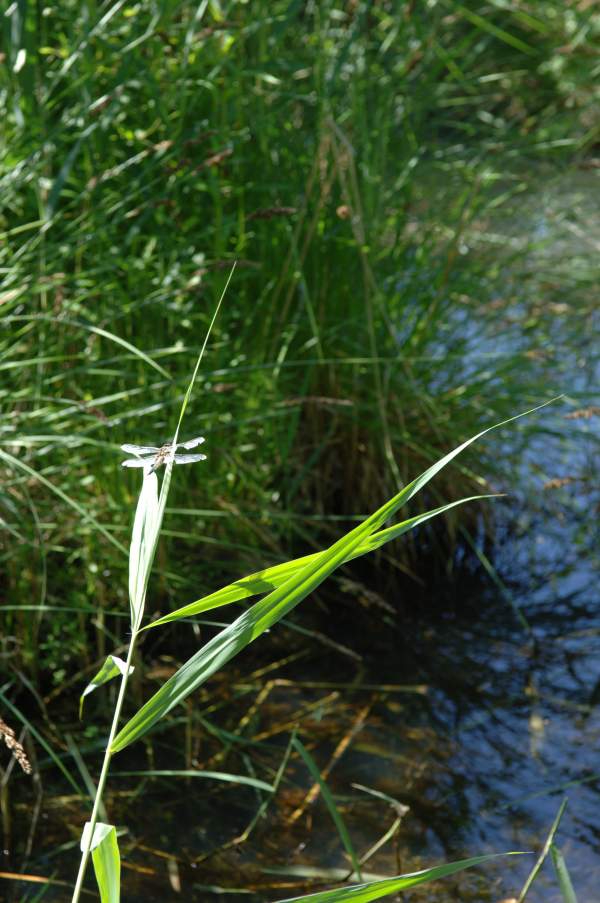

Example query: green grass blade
[5,314,171,379]
[113,404,556,753]
[453,4,537,55]
[0,448,127,555]
[79,656,134,720]
[276,853,526,901]
[112,491,465,751]
[81,822,120,903]
[0,689,84,797]
[111,770,273,792]
[124,268,233,631]
[128,472,160,631]
[518,798,568,901]
[293,737,361,881]
[170,265,235,447]
[143,495,498,629]
[550,844,578,903]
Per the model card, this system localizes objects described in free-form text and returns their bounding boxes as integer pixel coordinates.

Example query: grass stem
[70,631,138,903]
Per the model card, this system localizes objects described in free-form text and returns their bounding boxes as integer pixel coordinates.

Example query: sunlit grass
[69,383,551,900]
[2,2,596,682]
[0,6,596,901]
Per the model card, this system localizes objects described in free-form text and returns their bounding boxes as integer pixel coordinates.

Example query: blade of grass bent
[293,737,361,881]
[111,770,273,792]
[518,798,568,902]
[4,314,171,379]
[80,823,120,903]
[276,853,526,901]
[127,268,234,629]
[79,656,134,720]
[550,844,578,903]
[0,448,127,555]
[143,495,498,628]
[112,402,556,752]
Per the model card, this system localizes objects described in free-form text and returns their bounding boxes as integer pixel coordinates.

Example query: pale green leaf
[129,471,159,631]
[143,496,496,629]
[112,769,273,792]
[81,822,120,903]
[293,738,361,881]
[112,401,557,753]
[551,844,578,903]
[276,853,526,901]
[79,655,134,719]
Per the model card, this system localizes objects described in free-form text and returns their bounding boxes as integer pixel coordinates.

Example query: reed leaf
[276,853,525,901]
[143,496,497,629]
[293,737,361,882]
[79,656,134,720]
[551,844,578,903]
[128,472,160,632]
[80,822,120,903]
[111,402,556,753]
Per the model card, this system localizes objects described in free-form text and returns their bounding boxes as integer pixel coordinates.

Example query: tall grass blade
[112,402,557,753]
[5,314,172,378]
[550,844,578,903]
[276,853,526,901]
[293,737,361,881]
[517,798,568,901]
[127,267,234,633]
[80,822,120,903]
[112,770,273,792]
[71,286,231,902]
[143,496,497,629]
[79,656,135,720]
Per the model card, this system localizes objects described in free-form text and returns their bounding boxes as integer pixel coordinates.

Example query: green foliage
[69,399,538,901]
[112,405,547,754]
[0,1,595,672]
[80,822,121,903]
[79,654,134,719]
[551,844,578,903]
[277,854,524,902]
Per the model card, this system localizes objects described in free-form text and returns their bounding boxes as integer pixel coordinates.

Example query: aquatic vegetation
[68,350,551,901]
[2,0,597,684]
[0,3,596,899]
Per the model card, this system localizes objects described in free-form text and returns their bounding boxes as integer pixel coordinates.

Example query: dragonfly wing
[173,453,207,464]
[181,436,206,450]
[121,458,149,468]
[120,444,159,454]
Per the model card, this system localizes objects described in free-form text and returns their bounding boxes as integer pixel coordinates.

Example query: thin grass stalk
[70,273,231,900]
[70,633,138,903]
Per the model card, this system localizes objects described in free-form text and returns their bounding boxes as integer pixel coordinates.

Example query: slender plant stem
[71,285,228,900]
[71,631,139,903]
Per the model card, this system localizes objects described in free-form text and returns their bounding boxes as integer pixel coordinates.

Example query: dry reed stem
[0,718,32,774]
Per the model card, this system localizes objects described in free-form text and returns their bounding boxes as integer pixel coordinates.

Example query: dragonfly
[120,436,206,473]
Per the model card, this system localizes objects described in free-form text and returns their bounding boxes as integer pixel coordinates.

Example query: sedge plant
[70,319,552,899]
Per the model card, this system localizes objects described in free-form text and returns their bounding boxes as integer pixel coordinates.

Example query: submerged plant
[67,381,556,901]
